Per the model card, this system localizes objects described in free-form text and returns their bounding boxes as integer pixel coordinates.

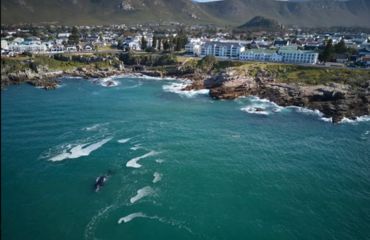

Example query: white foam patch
[162,82,209,98]
[340,115,370,124]
[117,213,193,234]
[240,96,283,115]
[99,76,120,87]
[124,73,179,81]
[320,117,333,122]
[155,159,165,164]
[82,123,108,131]
[118,212,147,224]
[118,138,131,144]
[63,76,83,79]
[49,137,112,161]
[130,186,155,204]
[153,172,162,183]
[240,106,270,115]
[126,151,158,168]
[130,144,142,151]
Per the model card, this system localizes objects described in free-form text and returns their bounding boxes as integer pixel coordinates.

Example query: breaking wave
[126,150,158,168]
[340,115,370,124]
[240,96,282,115]
[239,96,370,124]
[130,186,155,204]
[162,82,209,98]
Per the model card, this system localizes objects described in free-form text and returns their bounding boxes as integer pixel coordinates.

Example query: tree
[163,39,170,51]
[68,26,80,45]
[197,55,218,72]
[141,36,147,50]
[334,39,347,54]
[152,36,157,49]
[157,39,162,51]
[319,39,334,62]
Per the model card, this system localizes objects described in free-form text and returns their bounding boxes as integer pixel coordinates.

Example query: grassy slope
[234,62,370,87]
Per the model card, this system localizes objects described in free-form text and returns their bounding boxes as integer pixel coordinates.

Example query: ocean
[1,76,370,240]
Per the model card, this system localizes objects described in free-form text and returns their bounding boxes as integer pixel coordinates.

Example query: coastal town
[1,23,370,123]
[1,24,370,68]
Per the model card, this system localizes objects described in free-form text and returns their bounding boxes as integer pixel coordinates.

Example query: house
[274,39,290,47]
[66,46,77,52]
[334,54,349,64]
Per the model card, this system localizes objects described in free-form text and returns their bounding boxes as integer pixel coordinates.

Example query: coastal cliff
[186,65,370,123]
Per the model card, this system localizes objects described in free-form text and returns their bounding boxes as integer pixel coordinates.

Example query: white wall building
[278,46,318,64]
[239,49,283,62]
[200,41,245,59]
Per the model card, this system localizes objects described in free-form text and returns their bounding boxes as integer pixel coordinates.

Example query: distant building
[1,40,9,50]
[278,46,318,64]
[185,38,202,56]
[57,33,71,39]
[273,39,290,47]
[239,49,283,62]
[200,41,245,59]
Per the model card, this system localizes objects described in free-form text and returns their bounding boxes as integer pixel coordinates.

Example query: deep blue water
[2,77,370,240]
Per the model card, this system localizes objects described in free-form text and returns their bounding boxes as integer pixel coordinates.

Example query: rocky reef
[187,67,370,123]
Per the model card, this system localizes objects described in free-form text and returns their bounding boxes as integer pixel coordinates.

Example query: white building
[278,46,318,64]
[1,40,9,50]
[239,49,283,62]
[57,33,71,39]
[185,38,203,56]
[200,41,245,59]
[8,38,47,53]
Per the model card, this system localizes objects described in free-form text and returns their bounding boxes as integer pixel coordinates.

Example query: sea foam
[118,212,147,224]
[130,186,155,204]
[117,138,131,144]
[126,151,158,168]
[162,82,209,98]
[49,137,112,161]
[339,115,370,124]
[153,172,162,183]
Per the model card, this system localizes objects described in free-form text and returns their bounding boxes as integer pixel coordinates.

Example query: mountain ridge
[1,0,370,27]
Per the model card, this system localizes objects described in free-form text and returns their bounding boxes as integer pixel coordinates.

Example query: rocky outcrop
[203,68,369,123]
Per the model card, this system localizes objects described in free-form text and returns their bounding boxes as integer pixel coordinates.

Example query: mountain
[237,16,282,31]
[1,0,370,27]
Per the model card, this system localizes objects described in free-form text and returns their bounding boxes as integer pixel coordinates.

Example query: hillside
[1,0,370,27]
[237,16,282,31]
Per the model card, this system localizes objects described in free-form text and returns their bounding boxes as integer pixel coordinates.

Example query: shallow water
[2,77,370,240]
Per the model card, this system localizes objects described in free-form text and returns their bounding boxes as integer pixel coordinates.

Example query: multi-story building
[278,46,318,64]
[239,49,283,62]
[200,41,245,59]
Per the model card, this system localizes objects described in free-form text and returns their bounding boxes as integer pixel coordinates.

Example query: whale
[94,175,107,192]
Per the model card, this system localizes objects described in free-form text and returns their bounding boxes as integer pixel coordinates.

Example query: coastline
[1,62,369,124]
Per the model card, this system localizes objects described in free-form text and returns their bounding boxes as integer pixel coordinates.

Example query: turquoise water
[2,77,370,240]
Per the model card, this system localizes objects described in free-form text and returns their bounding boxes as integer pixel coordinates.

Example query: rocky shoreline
[2,64,369,123]
[185,68,370,123]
